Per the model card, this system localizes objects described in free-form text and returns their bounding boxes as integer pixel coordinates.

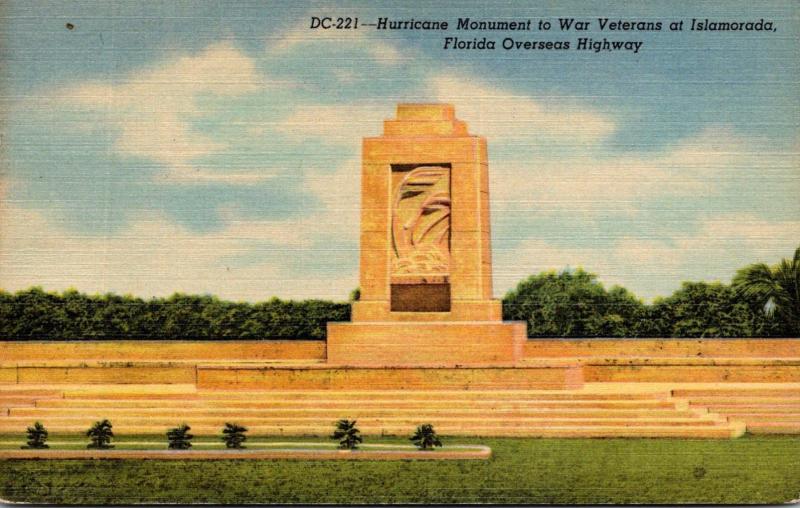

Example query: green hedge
[0,288,349,340]
[502,270,791,338]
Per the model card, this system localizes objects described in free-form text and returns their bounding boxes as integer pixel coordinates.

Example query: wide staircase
[0,383,747,438]
[674,384,800,434]
[1,341,797,439]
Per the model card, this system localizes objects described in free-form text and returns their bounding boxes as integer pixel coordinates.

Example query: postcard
[0,0,798,505]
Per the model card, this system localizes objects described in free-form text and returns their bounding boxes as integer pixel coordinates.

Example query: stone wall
[0,340,326,362]
[522,338,800,358]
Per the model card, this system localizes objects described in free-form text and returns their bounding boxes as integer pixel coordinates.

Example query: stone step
[0,421,743,438]
[711,413,800,426]
[60,389,669,402]
[745,421,800,434]
[20,403,703,419]
[0,398,40,406]
[20,406,708,418]
[10,399,708,416]
[427,424,745,438]
[28,397,683,410]
[0,391,63,399]
[722,413,800,422]
[0,414,724,428]
[64,387,654,398]
[661,384,800,437]
[57,390,669,401]
[692,403,800,411]
[6,407,722,424]
[0,405,35,417]
[687,397,800,405]
[192,389,671,401]
[711,406,799,414]
[672,387,800,397]
[62,393,201,401]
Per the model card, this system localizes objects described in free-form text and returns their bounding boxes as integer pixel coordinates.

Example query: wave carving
[391,166,451,277]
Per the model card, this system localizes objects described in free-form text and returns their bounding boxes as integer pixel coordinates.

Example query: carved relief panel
[390,164,451,311]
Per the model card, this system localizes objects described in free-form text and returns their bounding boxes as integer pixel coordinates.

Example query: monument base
[196,361,582,390]
[326,321,527,366]
[352,300,502,321]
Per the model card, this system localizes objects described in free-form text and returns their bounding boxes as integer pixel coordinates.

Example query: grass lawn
[0,435,798,504]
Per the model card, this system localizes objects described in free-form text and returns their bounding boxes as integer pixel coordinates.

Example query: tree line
[503,246,799,337]
[502,269,793,338]
[1,247,797,339]
[0,290,349,340]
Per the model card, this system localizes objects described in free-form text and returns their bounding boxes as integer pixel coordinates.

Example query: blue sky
[1,0,798,301]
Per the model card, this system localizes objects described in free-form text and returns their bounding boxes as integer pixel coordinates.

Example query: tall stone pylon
[327,104,526,366]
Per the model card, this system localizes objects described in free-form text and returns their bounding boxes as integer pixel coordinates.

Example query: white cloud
[56,42,263,183]
[0,203,356,301]
[490,126,776,214]
[304,157,360,238]
[431,75,615,143]
[274,71,616,157]
[215,156,361,250]
[0,154,364,301]
[677,215,800,257]
[154,166,276,185]
[494,215,800,301]
[275,104,391,145]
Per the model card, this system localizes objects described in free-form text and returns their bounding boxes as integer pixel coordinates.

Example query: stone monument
[327,104,527,366]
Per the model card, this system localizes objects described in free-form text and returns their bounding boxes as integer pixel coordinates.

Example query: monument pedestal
[325,103,528,368]
[351,300,502,322]
[326,321,527,367]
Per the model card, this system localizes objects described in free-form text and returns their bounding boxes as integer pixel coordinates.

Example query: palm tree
[86,419,114,449]
[166,423,193,450]
[733,246,800,334]
[410,423,442,450]
[22,421,49,449]
[330,419,362,450]
[221,422,248,449]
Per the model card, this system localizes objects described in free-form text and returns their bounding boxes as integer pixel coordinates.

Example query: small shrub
[410,423,443,450]
[21,421,49,449]
[221,422,248,449]
[330,419,362,450]
[166,423,193,450]
[86,419,114,449]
